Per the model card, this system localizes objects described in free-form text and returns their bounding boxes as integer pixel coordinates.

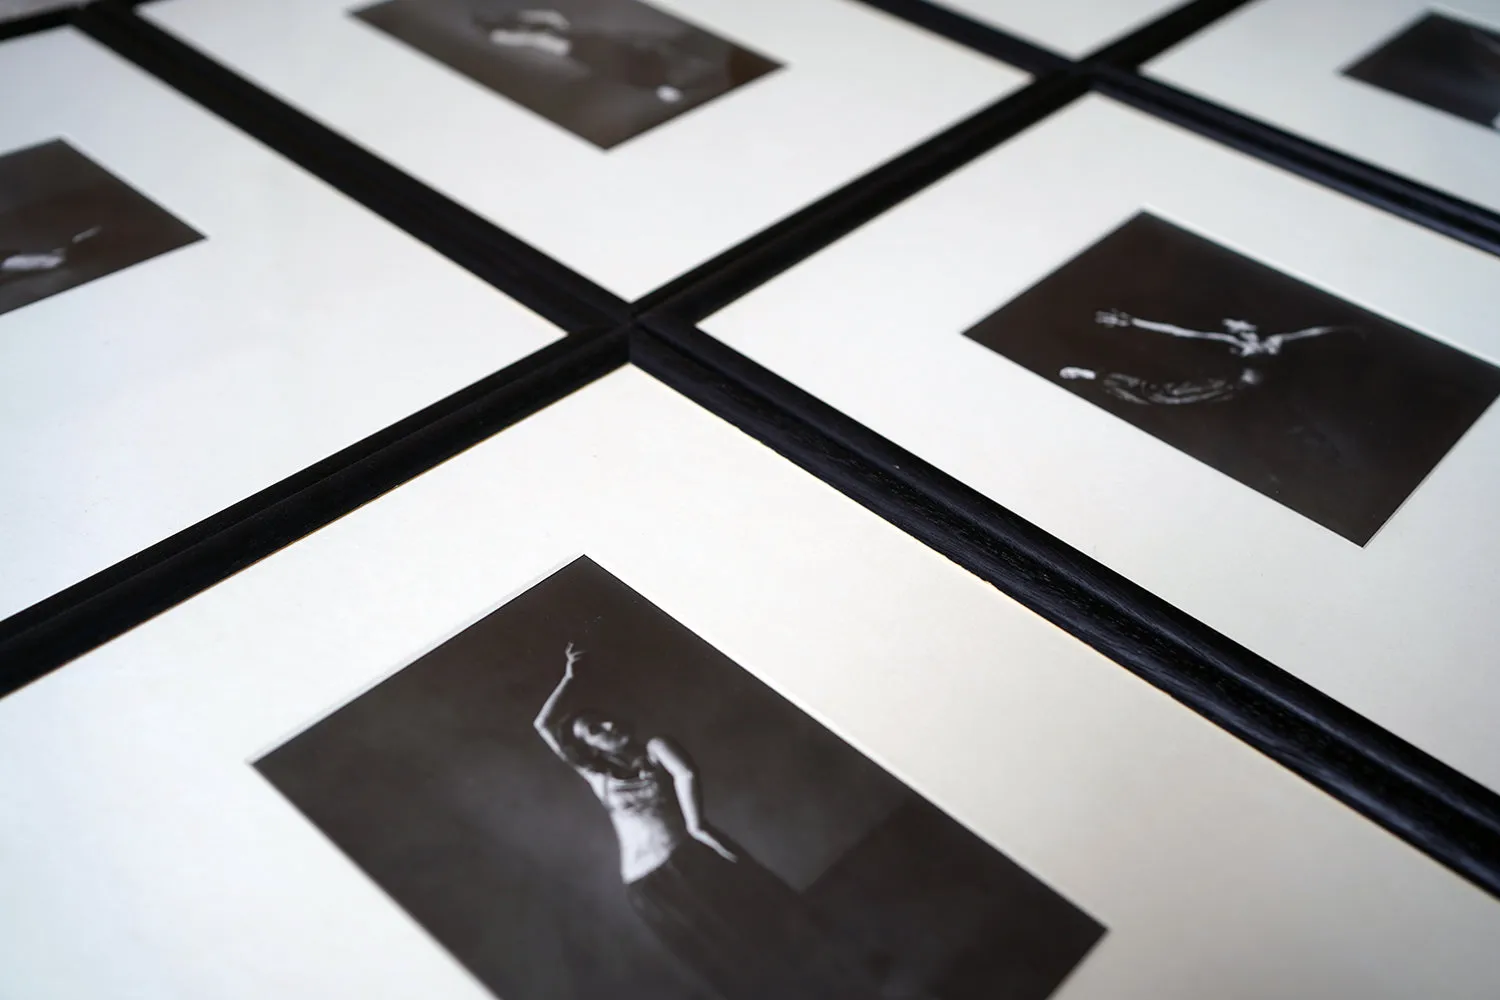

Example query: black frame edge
[0,328,630,697]
[850,0,1068,75]
[75,0,632,333]
[635,72,1088,322]
[1095,71,1500,258]
[632,316,1500,899]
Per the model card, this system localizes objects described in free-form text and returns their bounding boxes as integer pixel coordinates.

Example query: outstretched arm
[1096,309,1238,344]
[1267,325,1340,348]
[651,738,737,862]
[533,643,583,761]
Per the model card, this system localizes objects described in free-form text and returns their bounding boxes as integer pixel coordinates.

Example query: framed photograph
[0,138,202,318]
[0,369,1495,998]
[925,0,1188,59]
[142,0,1026,299]
[1148,0,1500,217]
[962,210,1499,545]
[351,0,782,150]
[0,29,563,622]
[699,96,1500,795]
[259,555,1103,1000]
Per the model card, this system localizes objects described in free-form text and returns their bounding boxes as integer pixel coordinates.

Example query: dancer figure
[0,225,102,283]
[1093,309,1340,357]
[477,8,720,103]
[533,643,886,1000]
[1060,309,1343,405]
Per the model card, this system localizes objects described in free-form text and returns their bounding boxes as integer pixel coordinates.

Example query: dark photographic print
[257,557,1104,1000]
[1344,12,1500,131]
[0,140,202,319]
[351,0,781,149]
[964,213,1500,545]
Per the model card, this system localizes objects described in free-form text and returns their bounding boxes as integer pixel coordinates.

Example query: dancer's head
[563,711,645,777]
[572,711,633,753]
[477,9,573,50]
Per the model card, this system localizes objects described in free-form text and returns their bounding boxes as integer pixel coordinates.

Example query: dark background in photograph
[1344,12,1500,131]
[0,140,202,319]
[258,557,1103,1000]
[352,0,780,149]
[964,213,1500,545]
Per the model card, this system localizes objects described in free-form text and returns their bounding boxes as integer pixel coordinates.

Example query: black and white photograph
[351,0,782,149]
[963,213,1500,545]
[257,556,1104,1000]
[1343,12,1500,132]
[0,139,202,319]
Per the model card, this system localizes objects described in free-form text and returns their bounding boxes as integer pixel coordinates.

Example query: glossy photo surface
[257,557,1103,1000]
[964,213,1500,545]
[0,139,202,318]
[1344,12,1500,132]
[352,0,781,148]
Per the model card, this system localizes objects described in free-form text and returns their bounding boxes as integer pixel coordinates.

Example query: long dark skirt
[627,840,885,1000]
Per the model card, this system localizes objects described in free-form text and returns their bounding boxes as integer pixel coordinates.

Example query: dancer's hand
[693,829,738,863]
[563,642,583,679]
[1095,309,1132,328]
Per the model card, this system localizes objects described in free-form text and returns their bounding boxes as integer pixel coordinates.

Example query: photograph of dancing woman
[1057,308,1346,406]
[964,212,1500,544]
[353,0,781,148]
[1344,12,1500,133]
[533,642,890,1000]
[256,557,1104,1000]
[0,139,201,319]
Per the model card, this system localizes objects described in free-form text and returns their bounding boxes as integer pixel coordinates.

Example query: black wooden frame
[2,0,1499,906]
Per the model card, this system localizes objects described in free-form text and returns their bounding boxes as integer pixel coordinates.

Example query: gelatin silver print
[1343,12,1500,132]
[352,0,782,149]
[257,557,1104,1000]
[964,213,1500,545]
[0,139,202,319]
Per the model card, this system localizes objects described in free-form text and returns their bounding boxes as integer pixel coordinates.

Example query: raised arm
[650,737,738,862]
[533,643,583,761]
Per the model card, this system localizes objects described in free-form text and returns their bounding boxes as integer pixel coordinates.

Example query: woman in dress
[533,643,887,1000]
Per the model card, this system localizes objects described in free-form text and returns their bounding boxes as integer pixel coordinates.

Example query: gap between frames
[837,0,1500,261]
[73,0,633,333]
[848,0,1259,75]
[0,328,630,699]
[12,0,1500,905]
[629,317,1500,902]
[848,0,1067,75]
[1095,68,1500,260]
[635,71,1089,323]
